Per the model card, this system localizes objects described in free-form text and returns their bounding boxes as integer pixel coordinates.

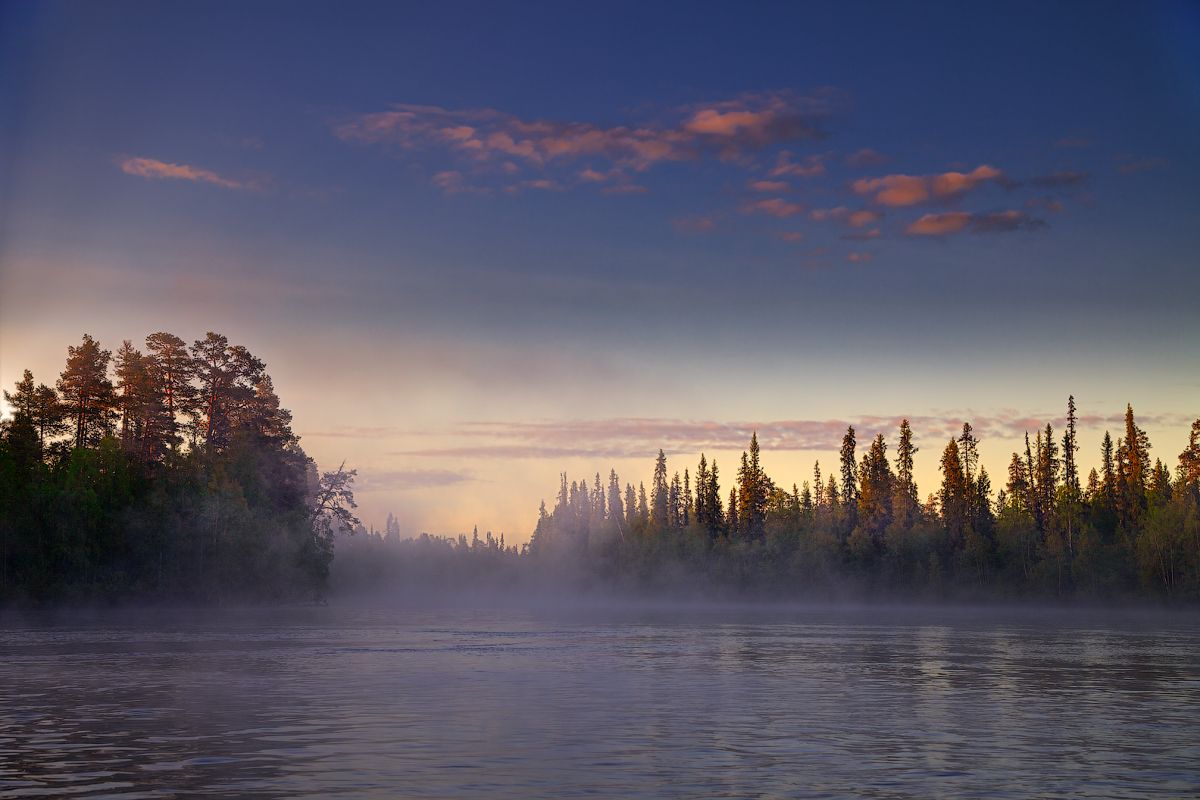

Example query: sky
[2,1,1198,540]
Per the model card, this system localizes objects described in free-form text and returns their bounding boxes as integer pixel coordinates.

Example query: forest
[335,401,1200,603]
[502,402,1200,600]
[0,333,359,603]
[3,334,1199,604]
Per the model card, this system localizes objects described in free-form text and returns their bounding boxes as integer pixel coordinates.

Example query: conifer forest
[8,334,1195,604]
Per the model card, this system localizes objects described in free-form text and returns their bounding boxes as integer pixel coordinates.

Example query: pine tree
[145,332,195,453]
[3,370,66,452]
[114,340,156,456]
[4,370,37,423]
[638,482,649,524]
[57,334,116,449]
[190,333,266,452]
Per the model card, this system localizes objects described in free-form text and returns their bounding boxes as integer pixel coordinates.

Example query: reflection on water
[1,605,1198,798]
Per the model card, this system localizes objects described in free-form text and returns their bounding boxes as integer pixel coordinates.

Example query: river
[2,603,1198,798]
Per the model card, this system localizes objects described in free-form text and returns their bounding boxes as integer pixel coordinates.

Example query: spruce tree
[895,419,919,519]
[1179,419,1200,490]
[939,439,967,548]
[651,449,669,529]
[695,454,710,529]
[840,426,858,508]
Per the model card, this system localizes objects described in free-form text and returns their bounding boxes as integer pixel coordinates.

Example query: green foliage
[0,332,356,604]
[524,406,1200,602]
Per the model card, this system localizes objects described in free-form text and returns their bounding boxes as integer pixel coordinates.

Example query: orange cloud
[744,198,806,218]
[776,231,805,242]
[333,92,835,189]
[906,211,972,236]
[906,209,1044,236]
[118,157,250,190]
[853,164,1005,206]
[846,251,873,263]
[685,108,775,137]
[769,151,826,178]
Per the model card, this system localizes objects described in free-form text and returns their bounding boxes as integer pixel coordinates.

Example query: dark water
[2,603,1198,799]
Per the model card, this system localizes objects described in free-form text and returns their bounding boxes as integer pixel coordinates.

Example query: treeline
[0,333,358,603]
[526,399,1200,600]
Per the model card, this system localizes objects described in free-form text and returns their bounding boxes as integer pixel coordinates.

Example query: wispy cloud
[748,179,790,192]
[768,150,827,178]
[852,165,1006,206]
[906,210,1044,236]
[392,411,1191,462]
[333,91,837,193]
[355,468,476,492]
[118,156,255,190]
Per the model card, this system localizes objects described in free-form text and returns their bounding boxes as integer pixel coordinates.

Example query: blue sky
[2,1,1198,537]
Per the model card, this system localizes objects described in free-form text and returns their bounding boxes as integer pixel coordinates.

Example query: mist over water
[3,603,1198,798]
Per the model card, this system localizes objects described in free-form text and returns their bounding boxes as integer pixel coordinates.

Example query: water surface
[2,604,1198,798]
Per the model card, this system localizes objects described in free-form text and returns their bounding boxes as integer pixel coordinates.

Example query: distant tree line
[0,333,358,603]
[524,400,1200,600]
